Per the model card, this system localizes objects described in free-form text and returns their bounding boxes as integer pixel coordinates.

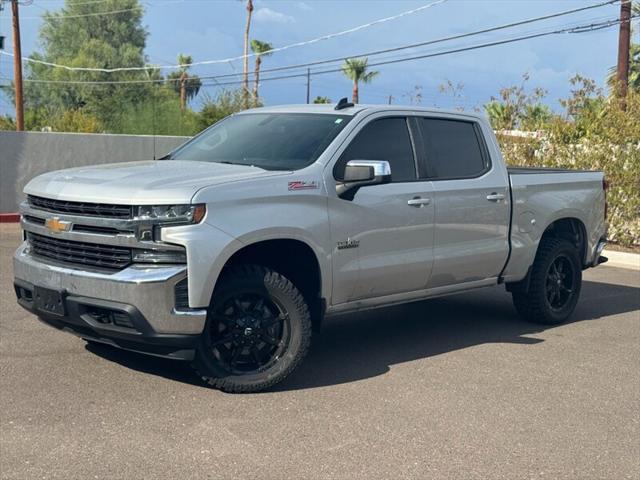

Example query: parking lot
[1,222,638,479]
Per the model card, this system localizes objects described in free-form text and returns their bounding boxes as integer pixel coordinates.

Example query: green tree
[484,74,547,130]
[558,74,606,137]
[250,40,273,101]
[484,101,517,130]
[341,57,379,104]
[23,0,152,128]
[49,109,103,133]
[312,96,331,104]
[0,115,16,131]
[167,54,202,110]
[198,89,260,131]
[520,104,552,131]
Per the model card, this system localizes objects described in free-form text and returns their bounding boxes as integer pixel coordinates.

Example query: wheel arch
[539,217,588,267]
[214,237,327,331]
[507,216,588,293]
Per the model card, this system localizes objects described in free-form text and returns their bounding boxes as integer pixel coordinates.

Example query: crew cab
[13,101,608,392]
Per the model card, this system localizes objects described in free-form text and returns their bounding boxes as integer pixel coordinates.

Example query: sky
[0,0,638,118]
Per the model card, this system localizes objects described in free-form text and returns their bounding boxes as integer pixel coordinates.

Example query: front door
[328,116,435,304]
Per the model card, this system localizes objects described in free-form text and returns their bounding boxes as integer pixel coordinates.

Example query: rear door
[328,115,435,304]
[416,117,510,288]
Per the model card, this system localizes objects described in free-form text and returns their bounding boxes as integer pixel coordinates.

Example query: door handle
[486,193,505,202]
[407,197,431,207]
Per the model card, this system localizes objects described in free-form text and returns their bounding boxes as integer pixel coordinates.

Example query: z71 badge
[288,181,319,191]
[337,239,359,250]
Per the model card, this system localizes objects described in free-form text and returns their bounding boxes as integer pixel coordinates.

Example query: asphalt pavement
[1,223,638,479]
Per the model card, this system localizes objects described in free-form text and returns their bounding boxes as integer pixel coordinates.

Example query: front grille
[28,195,133,219]
[28,232,132,270]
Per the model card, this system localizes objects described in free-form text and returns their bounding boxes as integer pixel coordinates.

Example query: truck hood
[24,160,287,204]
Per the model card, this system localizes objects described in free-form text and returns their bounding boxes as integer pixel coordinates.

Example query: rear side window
[335,117,416,182]
[419,118,488,179]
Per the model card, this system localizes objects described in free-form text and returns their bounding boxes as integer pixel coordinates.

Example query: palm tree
[242,0,254,108]
[484,101,516,130]
[520,104,552,131]
[250,39,273,101]
[341,57,379,104]
[167,54,202,110]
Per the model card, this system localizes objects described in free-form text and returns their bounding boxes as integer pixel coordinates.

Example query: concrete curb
[602,249,640,271]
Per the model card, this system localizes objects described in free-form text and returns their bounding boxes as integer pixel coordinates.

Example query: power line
[4,0,449,71]
[192,17,633,89]
[4,15,630,88]
[216,0,621,82]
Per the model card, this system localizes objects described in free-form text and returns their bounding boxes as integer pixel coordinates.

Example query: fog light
[132,249,187,264]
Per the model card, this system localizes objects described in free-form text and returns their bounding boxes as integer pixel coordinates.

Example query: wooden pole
[11,0,24,131]
[616,0,632,109]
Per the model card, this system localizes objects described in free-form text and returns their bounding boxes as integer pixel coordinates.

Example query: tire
[193,265,312,393]
[512,237,582,325]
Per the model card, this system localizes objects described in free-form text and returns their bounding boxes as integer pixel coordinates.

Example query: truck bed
[502,167,606,282]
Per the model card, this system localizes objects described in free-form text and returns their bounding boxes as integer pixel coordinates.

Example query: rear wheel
[193,265,312,393]
[512,237,582,325]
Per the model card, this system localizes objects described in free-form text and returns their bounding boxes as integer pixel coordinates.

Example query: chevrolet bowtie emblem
[45,217,72,234]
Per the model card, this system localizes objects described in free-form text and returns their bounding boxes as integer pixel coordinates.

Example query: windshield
[168,112,352,171]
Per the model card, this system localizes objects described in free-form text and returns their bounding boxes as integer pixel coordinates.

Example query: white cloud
[296,2,313,12]
[253,7,295,24]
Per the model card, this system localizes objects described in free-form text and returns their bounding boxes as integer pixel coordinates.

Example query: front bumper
[13,242,207,360]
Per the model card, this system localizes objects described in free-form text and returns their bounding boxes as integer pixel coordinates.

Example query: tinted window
[169,113,351,171]
[419,118,487,179]
[336,117,416,182]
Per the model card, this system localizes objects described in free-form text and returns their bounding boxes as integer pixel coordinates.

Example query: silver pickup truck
[13,101,608,392]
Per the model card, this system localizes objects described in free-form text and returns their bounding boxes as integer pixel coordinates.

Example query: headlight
[134,204,206,224]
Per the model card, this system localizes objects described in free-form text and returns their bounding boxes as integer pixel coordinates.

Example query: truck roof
[242,103,485,121]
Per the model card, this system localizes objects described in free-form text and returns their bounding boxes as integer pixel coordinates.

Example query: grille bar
[28,195,133,219]
[28,232,132,270]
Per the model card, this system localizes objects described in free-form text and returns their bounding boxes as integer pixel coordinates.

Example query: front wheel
[512,237,582,325]
[193,265,312,393]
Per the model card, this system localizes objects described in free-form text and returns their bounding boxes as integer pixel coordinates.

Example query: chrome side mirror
[336,160,392,200]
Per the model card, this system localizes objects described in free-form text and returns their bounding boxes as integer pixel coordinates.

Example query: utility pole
[306,68,310,104]
[11,0,24,130]
[616,0,632,109]
[387,94,394,105]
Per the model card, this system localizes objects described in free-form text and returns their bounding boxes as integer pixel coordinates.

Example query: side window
[335,117,416,182]
[419,118,488,179]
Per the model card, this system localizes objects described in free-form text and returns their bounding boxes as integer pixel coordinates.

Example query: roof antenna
[334,97,354,110]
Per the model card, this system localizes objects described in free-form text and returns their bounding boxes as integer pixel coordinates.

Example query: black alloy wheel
[512,237,582,325]
[208,292,289,375]
[193,265,312,393]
